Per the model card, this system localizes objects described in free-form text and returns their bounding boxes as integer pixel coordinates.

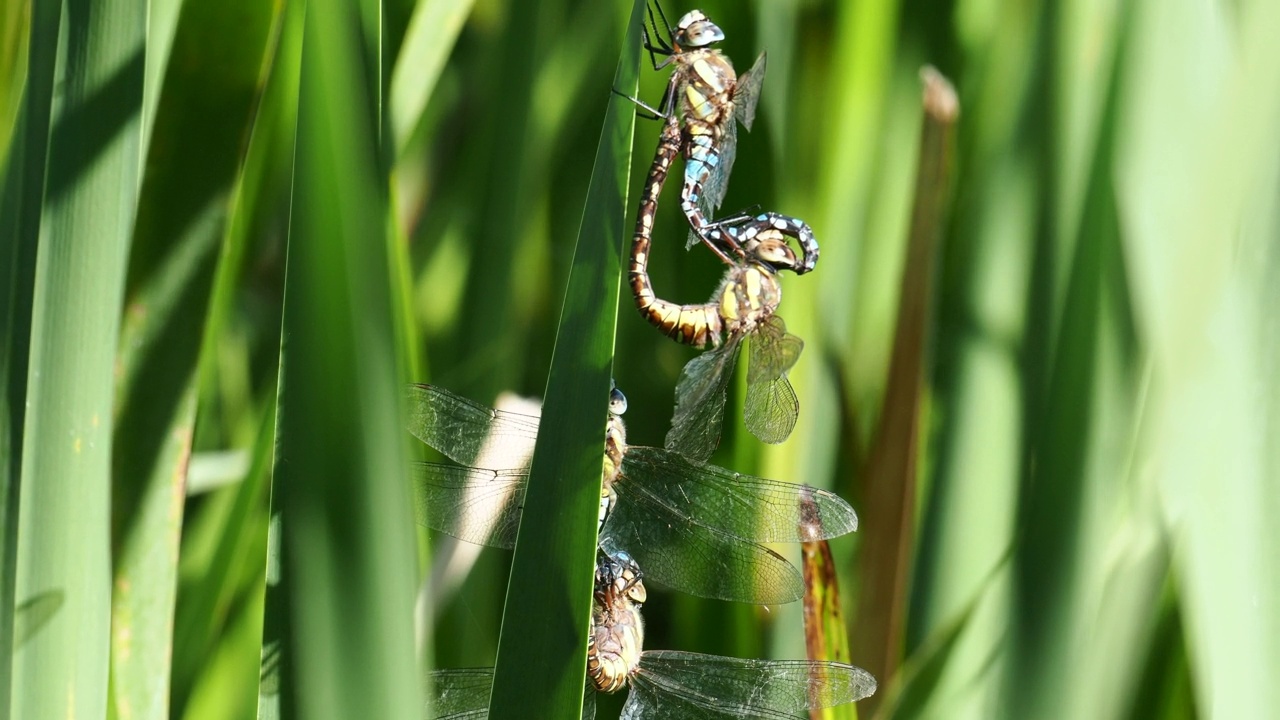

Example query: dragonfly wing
[413,463,526,548]
[620,676,723,720]
[628,651,877,719]
[428,668,494,720]
[665,341,740,463]
[599,498,803,605]
[744,316,802,445]
[745,315,803,383]
[743,376,798,446]
[620,446,858,542]
[734,52,767,132]
[406,385,540,469]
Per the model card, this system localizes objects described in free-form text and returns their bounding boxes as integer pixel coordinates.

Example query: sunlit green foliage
[1,0,1277,718]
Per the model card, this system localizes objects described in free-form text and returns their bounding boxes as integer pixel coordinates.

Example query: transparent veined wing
[684,52,766,251]
[743,315,802,445]
[599,498,803,605]
[665,339,740,462]
[426,669,600,720]
[427,668,493,720]
[746,315,803,383]
[406,384,540,469]
[618,446,858,543]
[621,651,877,720]
[412,463,526,548]
[743,378,798,446]
[734,52,767,132]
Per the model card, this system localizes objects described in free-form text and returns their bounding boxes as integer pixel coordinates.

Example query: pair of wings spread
[407,385,856,606]
[429,651,876,720]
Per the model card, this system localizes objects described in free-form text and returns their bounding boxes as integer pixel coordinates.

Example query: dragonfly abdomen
[629,116,727,349]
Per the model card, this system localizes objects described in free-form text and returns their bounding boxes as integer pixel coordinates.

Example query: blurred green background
[2,0,1278,718]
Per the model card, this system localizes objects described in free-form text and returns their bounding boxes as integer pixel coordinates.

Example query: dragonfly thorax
[673,50,738,135]
[716,263,782,336]
[603,407,627,485]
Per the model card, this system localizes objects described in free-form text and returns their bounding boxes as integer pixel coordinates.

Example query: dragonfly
[406,383,857,605]
[629,105,806,460]
[629,4,819,273]
[426,551,877,720]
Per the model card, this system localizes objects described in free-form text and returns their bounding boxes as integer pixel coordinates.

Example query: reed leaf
[485,1,642,717]
[10,0,145,718]
[265,0,420,717]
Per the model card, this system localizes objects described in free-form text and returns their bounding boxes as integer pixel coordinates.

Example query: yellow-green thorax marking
[600,385,628,529]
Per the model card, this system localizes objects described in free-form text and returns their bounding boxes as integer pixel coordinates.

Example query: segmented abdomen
[679,124,821,274]
[629,116,723,349]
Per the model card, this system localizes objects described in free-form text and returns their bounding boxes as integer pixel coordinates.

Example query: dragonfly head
[608,383,629,415]
[674,10,725,50]
[596,550,647,604]
[614,553,647,604]
[744,231,800,273]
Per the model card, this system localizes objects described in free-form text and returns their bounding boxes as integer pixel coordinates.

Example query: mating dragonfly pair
[418,6,859,717]
[429,551,876,720]
[625,5,821,462]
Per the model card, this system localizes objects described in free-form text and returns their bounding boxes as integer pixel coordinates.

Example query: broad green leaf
[11,0,146,718]
[266,0,420,718]
[0,2,57,715]
[389,0,476,154]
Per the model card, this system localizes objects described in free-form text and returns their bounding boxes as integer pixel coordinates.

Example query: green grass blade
[801,540,855,720]
[267,0,420,716]
[0,3,59,717]
[255,6,304,717]
[170,0,295,715]
[485,1,641,717]
[388,0,476,155]
[1119,0,1280,714]
[109,0,280,715]
[11,0,145,717]
[0,0,28,166]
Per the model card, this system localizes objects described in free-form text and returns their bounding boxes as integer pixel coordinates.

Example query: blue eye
[609,386,629,414]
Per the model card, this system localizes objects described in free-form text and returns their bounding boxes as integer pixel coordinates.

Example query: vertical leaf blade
[268,0,420,717]
[109,0,281,715]
[485,2,642,717]
[11,0,145,717]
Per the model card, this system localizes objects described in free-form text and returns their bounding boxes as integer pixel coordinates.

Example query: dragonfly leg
[703,205,763,227]
[641,24,674,71]
[647,0,674,47]
[612,88,668,121]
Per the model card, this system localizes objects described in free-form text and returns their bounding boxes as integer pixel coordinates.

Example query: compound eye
[674,11,724,48]
[609,386,628,415]
[753,237,798,270]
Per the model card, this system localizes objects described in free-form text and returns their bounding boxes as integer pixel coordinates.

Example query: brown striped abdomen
[629,113,723,349]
